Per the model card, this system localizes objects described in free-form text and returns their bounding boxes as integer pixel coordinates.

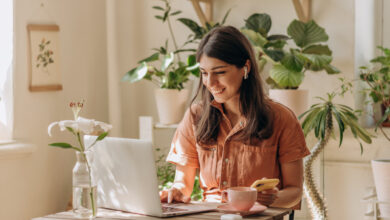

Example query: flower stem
[82,152,96,217]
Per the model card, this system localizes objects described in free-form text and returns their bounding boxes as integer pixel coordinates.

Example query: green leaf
[244,13,272,36]
[267,34,290,41]
[187,54,196,66]
[66,127,76,135]
[323,63,341,74]
[300,107,324,136]
[269,64,304,88]
[241,28,267,47]
[332,106,345,147]
[264,39,287,49]
[161,53,174,72]
[138,53,160,63]
[264,49,284,61]
[49,142,81,151]
[265,77,284,89]
[287,20,329,48]
[155,15,163,20]
[178,18,204,39]
[170,10,182,16]
[122,62,148,83]
[96,132,108,141]
[303,45,332,55]
[281,53,304,72]
[152,6,164,11]
[296,52,332,71]
[221,8,231,25]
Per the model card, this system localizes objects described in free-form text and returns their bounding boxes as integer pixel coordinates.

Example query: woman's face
[199,55,245,104]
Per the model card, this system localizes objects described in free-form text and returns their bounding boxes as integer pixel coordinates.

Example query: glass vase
[72,151,97,219]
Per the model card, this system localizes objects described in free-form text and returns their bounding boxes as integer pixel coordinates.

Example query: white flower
[48,117,112,136]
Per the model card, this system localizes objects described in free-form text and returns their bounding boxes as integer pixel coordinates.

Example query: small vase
[72,151,97,219]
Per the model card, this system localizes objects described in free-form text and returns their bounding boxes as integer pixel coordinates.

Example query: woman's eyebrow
[200,65,228,71]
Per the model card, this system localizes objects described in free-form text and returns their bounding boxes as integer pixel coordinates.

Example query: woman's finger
[159,190,168,202]
[168,188,173,203]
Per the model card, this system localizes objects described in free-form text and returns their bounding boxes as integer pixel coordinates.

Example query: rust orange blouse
[166,100,310,202]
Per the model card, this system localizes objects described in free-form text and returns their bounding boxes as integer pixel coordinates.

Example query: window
[0,0,13,140]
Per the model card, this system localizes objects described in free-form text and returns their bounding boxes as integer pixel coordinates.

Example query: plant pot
[269,89,309,117]
[155,88,190,125]
[371,159,390,218]
[381,103,390,127]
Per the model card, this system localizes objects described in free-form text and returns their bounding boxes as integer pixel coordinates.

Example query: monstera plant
[241,13,340,117]
[241,13,340,89]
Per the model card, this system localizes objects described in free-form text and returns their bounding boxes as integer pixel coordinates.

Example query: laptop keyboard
[161,204,188,213]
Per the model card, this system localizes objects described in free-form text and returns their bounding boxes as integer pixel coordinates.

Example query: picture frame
[27,24,62,92]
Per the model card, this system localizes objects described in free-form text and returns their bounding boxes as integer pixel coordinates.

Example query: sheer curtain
[0,0,13,140]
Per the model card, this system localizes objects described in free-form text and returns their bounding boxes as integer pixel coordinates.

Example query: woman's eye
[215,71,225,74]
[201,71,207,75]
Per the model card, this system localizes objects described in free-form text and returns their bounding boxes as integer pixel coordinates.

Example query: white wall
[0,0,108,219]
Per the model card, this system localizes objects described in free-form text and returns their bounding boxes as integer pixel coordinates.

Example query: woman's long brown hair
[191,26,274,145]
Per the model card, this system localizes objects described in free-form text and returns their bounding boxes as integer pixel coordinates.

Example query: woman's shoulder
[267,99,299,123]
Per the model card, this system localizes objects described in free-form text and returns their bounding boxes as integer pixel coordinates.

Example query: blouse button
[224,158,229,163]
[223,181,227,186]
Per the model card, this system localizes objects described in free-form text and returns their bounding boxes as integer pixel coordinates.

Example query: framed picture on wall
[27,24,62,92]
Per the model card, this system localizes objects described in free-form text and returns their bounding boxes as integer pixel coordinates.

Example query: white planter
[269,89,309,117]
[155,88,190,125]
[371,159,390,218]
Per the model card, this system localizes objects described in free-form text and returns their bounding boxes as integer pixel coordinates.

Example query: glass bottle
[72,151,97,218]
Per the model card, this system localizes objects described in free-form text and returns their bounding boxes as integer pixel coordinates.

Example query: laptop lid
[85,135,163,216]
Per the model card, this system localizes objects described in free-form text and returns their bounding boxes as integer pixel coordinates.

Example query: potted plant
[122,0,199,125]
[241,13,340,116]
[359,45,390,218]
[299,79,372,220]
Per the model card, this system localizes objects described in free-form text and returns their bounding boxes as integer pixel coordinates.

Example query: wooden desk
[33,207,292,220]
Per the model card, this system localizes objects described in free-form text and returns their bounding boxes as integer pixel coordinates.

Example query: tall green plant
[241,13,340,89]
[298,78,372,220]
[122,0,199,90]
[359,46,390,141]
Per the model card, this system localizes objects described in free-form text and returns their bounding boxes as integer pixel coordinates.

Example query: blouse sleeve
[166,108,200,168]
[278,109,311,163]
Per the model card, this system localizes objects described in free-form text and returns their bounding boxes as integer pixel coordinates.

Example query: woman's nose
[206,74,217,87]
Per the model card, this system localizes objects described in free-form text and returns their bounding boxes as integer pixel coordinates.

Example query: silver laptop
[85,135,217,217]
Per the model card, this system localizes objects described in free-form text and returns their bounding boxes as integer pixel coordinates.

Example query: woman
[159,26,310,209]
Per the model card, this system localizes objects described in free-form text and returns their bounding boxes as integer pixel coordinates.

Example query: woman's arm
[160,164,197,203]
[171,164,197,197]
[270,159,304,208]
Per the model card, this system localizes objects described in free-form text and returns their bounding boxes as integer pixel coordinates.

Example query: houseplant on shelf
[48,101,112,219]
[359,45,390,218]
[299,79,372,220]
[122,0,199,125]
[241,13,340,116]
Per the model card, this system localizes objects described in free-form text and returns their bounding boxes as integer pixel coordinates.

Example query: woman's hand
[160,187,191,203]
[257,187,279,207]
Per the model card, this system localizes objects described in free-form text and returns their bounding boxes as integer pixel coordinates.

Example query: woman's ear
[245,59,251,73]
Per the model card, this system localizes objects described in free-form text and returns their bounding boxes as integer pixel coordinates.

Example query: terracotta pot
[371,159,390,217]
[155,88,190,125]
[380,103,390,127]
[269,89,309,117]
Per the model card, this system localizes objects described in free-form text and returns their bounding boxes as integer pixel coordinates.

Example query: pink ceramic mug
[223,187,257,211]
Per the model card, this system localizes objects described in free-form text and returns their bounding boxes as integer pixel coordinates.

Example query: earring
[244,67,248,79]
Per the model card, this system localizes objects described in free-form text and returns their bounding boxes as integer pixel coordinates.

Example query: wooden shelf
[189,0,313,25]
